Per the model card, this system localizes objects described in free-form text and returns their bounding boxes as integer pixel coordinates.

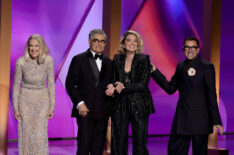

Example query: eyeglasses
[183,46,198,51]
[92,39,106,44]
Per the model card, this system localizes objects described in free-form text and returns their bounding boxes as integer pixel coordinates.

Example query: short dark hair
[183,36,199,47]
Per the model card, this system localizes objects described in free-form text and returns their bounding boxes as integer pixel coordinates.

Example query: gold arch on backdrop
[203,0,222,149]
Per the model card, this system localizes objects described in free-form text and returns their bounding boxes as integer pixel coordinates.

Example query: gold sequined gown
[13,56,55,155]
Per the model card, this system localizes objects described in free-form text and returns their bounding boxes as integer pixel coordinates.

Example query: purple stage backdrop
[8,0,234,139]
[8,0,103,139]
[220,0,234,132]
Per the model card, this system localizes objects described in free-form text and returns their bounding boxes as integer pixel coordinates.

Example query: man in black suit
[151,36,223,155]
[66,29,112,155]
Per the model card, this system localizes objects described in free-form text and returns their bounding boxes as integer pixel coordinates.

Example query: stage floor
[8,135,234,155]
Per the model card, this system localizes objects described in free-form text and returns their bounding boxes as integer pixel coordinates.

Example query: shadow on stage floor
[8,135,234,155]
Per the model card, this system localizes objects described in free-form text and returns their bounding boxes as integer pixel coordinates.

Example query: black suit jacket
[112,54,155,118]
[65,49,112,119]
[151,57,222,135]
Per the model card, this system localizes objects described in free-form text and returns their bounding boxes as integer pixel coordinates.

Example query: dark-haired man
[151,36,223,155]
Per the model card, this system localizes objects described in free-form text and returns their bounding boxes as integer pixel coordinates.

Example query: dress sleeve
[12,58,23,112]
[47,56,55,111]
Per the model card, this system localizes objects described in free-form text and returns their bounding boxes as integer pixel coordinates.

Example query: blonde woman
[106,30,155,155]
[13,34,55,155]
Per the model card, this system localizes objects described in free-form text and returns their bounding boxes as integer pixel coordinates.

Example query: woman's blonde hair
[24,34,49,64]
[118,30,144,54]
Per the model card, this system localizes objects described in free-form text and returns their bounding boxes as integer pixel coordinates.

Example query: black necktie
[94,54,103,60]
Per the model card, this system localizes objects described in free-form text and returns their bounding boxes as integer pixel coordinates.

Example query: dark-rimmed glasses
[92,39,106,44]
[183,46,198,51]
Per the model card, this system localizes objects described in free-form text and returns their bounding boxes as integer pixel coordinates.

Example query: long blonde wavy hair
[118,30,144,54]
[24,34,49,64]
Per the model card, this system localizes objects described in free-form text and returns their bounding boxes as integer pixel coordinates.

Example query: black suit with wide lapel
[111,53,155,154]
[112,54,155,117]
[66,49,112,119]
[151,56,222,135]
[66,49,112,155]
[88,54,100,87]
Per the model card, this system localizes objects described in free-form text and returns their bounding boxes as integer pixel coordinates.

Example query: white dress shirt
[90,50,102,71]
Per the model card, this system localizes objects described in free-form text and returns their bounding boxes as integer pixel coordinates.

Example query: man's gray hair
[89,28,107,41]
